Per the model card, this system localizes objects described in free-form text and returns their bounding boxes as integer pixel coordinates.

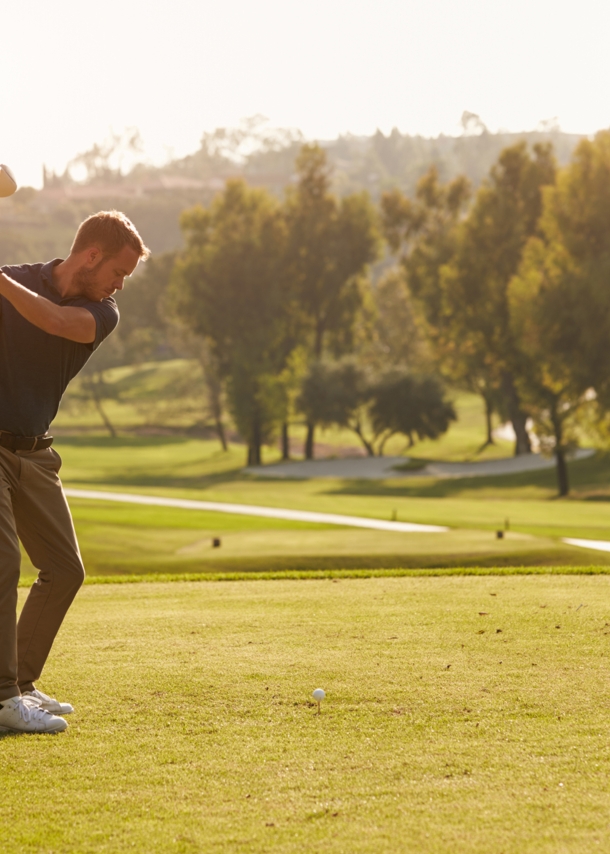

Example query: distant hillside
[0,126,585,261]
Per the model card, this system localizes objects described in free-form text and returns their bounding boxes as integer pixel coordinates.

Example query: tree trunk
[377,431,395,456]
[91,376,116,438]
[247,419,262,466]
[555,446,569,497]
[201,355,227,451]
[305,422,315,460]
[511,411,531,457]
[353,422,375,457]
[247,442,262,466]
[215,417,228,452]
[314,320,324,359]
[484,394,495,446]
[306,316,325,461]
[502,373,531,456]
[208,381,227,451]
[281,422,290,460]
[476,393,495,452]
[551,405,569,497]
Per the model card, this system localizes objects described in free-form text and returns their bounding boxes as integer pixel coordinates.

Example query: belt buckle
[26,437,39,451]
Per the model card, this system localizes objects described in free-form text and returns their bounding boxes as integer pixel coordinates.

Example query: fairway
[5,576,610,853]
[20,433,607,578]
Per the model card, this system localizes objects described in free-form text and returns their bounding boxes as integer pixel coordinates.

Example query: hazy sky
[3,0,610,187]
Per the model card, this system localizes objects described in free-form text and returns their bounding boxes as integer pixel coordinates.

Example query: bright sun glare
[3,0,610,187]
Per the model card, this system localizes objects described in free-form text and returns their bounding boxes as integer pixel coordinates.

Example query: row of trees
[99,131,610,494]
[170,145,454,464]
[383,133,610,494]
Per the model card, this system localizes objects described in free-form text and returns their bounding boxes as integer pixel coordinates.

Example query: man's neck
[52,257,77,299]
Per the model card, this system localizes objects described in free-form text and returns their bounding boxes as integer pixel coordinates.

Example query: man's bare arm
[0,272,96,344]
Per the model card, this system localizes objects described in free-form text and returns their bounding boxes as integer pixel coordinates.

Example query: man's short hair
[71,210,151,260]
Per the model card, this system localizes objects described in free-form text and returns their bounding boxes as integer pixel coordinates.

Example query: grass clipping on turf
[8,574,610,853]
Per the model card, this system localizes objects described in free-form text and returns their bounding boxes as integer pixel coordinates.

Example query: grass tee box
[4,575,610,853]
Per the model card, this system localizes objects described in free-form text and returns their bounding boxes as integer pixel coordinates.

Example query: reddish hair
[71,210,150,259]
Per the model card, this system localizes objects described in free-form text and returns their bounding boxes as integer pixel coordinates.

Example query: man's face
[73,245,141,301]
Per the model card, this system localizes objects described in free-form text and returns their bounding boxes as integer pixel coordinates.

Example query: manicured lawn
[17,431,603,579]
[4,576,610,853]
[55,368,515,463]
[20,497,589,580]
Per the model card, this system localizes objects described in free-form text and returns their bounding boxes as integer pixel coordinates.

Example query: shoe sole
[40,707,73,715]
[0,722,68,734]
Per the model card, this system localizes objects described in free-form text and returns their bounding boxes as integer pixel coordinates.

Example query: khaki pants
[0,445,84,702]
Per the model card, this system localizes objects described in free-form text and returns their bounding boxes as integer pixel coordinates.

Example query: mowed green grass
[17,496,605,581]
[21,431,606,578]
[55,368,515,462]
[4,576,610,853]
[43,383,610,577]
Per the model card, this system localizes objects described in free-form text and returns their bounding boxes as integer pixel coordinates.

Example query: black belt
[0,432,54,452]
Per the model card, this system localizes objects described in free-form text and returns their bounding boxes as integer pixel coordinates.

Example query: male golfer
[0,211,149,733]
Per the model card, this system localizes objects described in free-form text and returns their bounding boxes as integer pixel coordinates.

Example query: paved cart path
[562,538,610,553]
[63,488,448,534]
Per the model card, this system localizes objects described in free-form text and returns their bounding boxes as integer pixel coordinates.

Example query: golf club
[0,164,17,197]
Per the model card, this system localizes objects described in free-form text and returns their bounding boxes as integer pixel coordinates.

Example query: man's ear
[81,246,103,268]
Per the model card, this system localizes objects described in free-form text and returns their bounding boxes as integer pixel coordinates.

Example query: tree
[116,251,178,364]
[171,180,295,465]
[441,142,556,454]
[286,144,380,458]
[381,169,491,433]
[115,251,229,450]
[369,371,456,455]
[72,334,125,437]
[508,131,610,494]
[297,361,455,457]
[362,268,429,373]
[297,360,375,456]
[383,145,557,456]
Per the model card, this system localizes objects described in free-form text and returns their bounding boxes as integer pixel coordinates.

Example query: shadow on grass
[71,545,610,577]
[56,435,610,501]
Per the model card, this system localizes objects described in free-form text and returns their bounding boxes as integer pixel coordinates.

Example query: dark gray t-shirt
[0,259,119,436]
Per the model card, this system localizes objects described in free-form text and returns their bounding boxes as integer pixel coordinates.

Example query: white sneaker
[24,688,74,715]
[0,695,68,734]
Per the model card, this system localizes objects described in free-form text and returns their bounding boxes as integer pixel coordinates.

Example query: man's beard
[72,260,105,300]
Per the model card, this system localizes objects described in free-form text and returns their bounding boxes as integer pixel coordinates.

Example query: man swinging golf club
[0,209,150,733]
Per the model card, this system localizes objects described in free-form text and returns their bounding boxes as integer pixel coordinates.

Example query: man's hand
[0,272,96,344]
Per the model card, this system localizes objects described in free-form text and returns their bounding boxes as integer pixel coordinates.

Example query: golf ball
[313,688,326,701]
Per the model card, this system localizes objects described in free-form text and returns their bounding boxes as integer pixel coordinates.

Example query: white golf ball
[313,688,326,701]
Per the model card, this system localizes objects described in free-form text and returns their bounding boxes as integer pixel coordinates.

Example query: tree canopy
[171,179,296,464]
[508,131,610,493]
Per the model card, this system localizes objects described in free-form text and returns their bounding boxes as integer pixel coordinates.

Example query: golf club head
[0,164,17,198]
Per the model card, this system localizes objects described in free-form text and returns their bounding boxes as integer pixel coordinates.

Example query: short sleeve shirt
[0,259,119,436]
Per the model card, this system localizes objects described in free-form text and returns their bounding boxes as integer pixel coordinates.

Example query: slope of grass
[42,378,610,578]
[19,501,591,581]
[53,437,610,535]
[56,370,515,463]
[5,576,610,853]
[18,432,601,579]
